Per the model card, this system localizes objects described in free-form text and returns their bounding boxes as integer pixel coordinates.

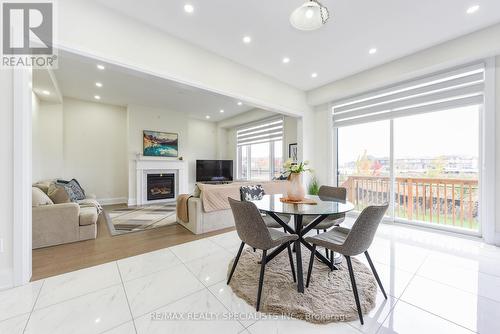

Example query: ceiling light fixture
[219,109,224,113]
[97,64,105,70]
[42,90,50,95]
[242,36,252,44]
[282,57,290,64]
[184,4,194,13]
[95,82,103,88]
[311,72,318,78]
[466,5,479,14]
[237,101,243,106]
[94,95,101,100]
[368,48,377,55]
[290,0,330,31]
[205,115,211,119]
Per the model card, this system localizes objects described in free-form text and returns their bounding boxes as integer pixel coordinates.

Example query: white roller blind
[237,118,283,146]
[332,63,485,127]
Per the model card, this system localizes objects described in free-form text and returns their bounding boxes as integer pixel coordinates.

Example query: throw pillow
[65,179,86,201]
[55,179,85,201]
[192,184,202,198]
[32,187,54,207]
[240,185,265,201]
[33,180,53,194]
[47,183,71,204]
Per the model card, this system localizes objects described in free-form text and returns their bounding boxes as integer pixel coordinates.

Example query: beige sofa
[177,181,288,234]
[32,182,100,249]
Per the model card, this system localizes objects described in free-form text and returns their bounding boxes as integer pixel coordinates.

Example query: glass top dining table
[252,194,354,216]
[250,194,355,293]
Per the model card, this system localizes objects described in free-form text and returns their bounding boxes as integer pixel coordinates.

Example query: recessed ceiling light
[237,101,243,106]
[205,115,211,119]
[466,5,479,14]
[368,48,377,55]
[184,4,194,13]
[311,72,318,78]
[97,64,105,70]
[219,109,224,113]
[94,95,101,100]
[282,57,290,64]
[42,90,50,95]
[242,36,252,44]
[95,82,103,88]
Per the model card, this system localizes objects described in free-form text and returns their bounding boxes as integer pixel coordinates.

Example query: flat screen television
[196,160,233,182]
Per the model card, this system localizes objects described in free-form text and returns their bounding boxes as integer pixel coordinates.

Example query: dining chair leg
[253,248,256,252]
[286,242,296,282]
[364,251,387,299]
[330,250,334,271]
[227,242,245,284]
[323,230,329,260]
[306,244,316,288]
[346,256,364,325]
[256,250,267,311]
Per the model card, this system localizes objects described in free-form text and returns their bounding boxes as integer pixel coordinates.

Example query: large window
[338,121,390,212]
[334,64,484,234]
[237,118,284,181]
[393,107,479,230]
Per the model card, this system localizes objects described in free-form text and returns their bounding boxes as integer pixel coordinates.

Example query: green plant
[308,176,320,195]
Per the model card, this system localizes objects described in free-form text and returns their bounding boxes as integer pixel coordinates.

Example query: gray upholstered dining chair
[240,184,291,230]
[301,186,347,259]
[304,203,389,325]
[227,198,298,311]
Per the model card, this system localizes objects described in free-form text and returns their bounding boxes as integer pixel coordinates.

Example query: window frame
[237,139,283,181]
[236,117,284,181]
[331,60,495,239]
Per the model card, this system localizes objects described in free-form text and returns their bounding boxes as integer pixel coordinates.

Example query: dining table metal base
[264,212,338,293]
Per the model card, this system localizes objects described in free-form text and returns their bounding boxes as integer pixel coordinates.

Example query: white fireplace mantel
[135,156,188,206]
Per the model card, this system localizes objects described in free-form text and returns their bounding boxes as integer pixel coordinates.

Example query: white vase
[287,172,306,201]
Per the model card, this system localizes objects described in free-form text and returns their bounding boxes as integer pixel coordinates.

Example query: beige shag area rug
[227,246,377,323]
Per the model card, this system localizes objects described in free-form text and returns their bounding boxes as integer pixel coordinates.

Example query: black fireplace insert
[147,173,175,201]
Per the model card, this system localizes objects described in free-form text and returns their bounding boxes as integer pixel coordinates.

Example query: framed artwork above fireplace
[143,130,179,157]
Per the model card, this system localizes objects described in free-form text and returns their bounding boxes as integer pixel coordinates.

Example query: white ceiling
[37,50,255,122]
[93,0,500,91]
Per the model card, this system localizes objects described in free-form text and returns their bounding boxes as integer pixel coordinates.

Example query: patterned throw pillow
[240,185,265,201]
[56,179,86,201]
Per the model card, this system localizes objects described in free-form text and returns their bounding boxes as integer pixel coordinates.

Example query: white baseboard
[128,198,136,206]
[0,268,13,291]
[97,197,128,205]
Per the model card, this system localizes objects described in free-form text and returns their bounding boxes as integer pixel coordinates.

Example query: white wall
[33,98,217,204]
[217,109,283,173]
[218,110,299,179]
[187,119,218,190]
[0,68,14,289]
[32,100,64,182]
[33,97,128,203]
[308,23,500,106]
[307,26,500,245]
[311,107,334,186]
[283,116,298,161]
[217,109,277,129]
[127,105,217,203]
[495,56,500,237]
[58,0,310,117]
[62,98,128,203]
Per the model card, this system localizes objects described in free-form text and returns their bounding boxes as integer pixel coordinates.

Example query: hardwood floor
[32,206,235,281]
